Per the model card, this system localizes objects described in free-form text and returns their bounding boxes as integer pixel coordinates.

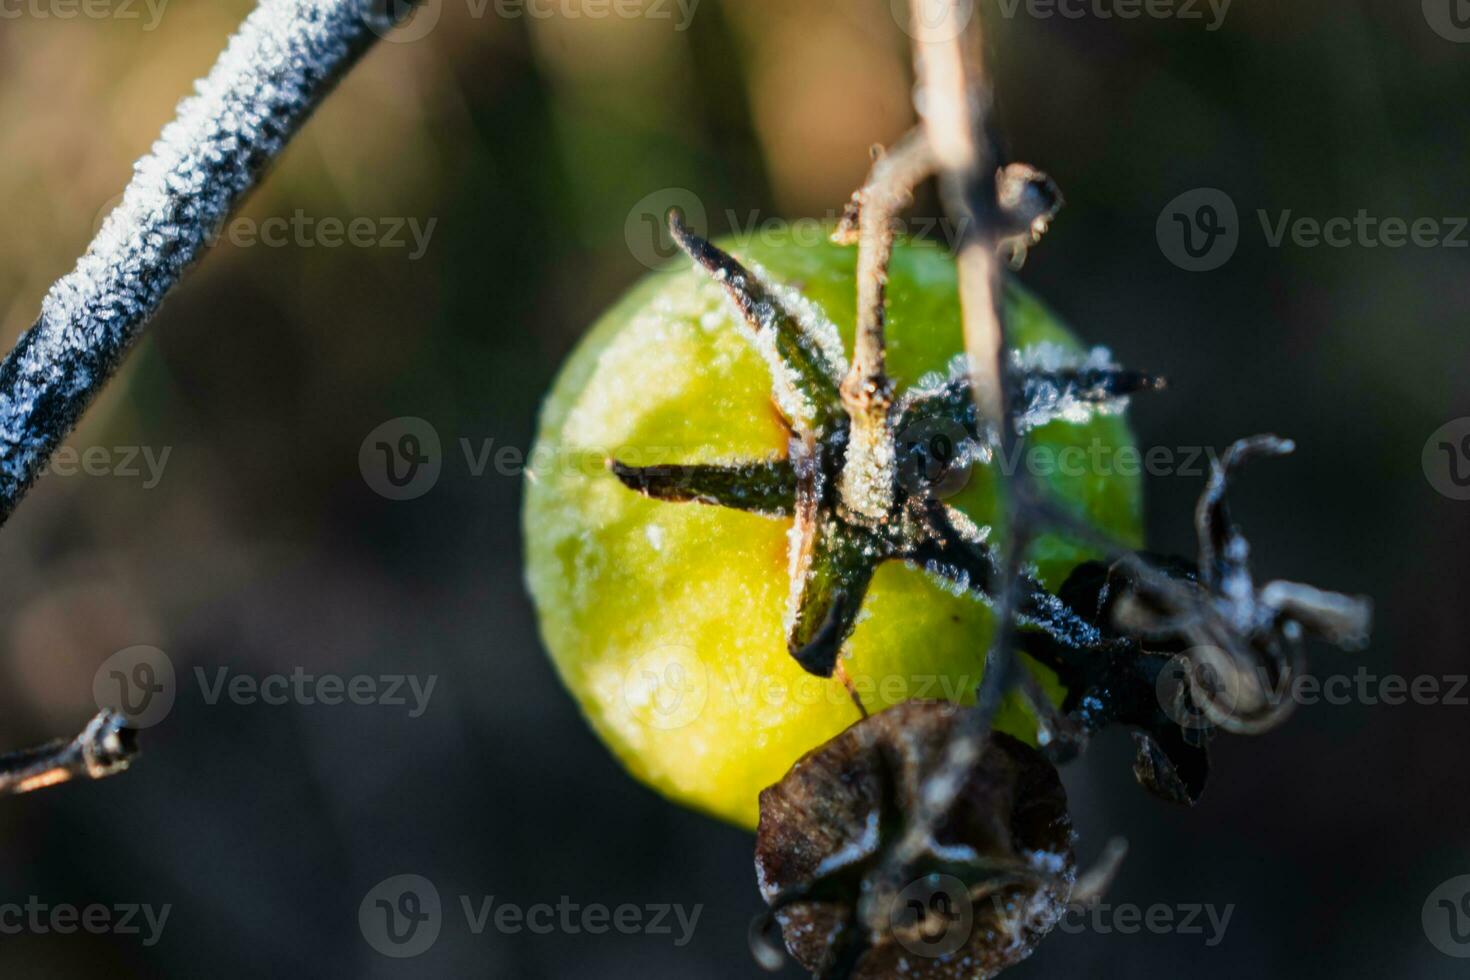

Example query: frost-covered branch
[0,0,412,526]
[832,133,936,520]
[0,712,137,797]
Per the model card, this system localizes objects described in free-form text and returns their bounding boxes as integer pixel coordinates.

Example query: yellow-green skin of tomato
[524,233,1142,830]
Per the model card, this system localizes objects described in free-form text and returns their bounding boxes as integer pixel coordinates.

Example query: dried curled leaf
[755,701,1075,979]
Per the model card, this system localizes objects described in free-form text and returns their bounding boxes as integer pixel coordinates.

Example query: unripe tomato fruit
[524,232,1141,829]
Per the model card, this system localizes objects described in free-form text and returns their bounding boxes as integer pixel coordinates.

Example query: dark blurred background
[0,0,1467,976]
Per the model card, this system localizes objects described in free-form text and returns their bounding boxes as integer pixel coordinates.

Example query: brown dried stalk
[834,133,937,520]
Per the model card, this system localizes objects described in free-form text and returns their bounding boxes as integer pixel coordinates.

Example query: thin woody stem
[0,712,138,797]
[887,525,1032,871]
[913,0,1008,431]
[879,0,1034,881]
[834,131,937,520]
[836,130,937,413]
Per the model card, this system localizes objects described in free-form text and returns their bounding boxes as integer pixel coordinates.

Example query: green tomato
[523,232,1141,829]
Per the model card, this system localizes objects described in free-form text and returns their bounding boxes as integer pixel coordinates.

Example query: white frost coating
[900,343,1133,448]
[1011,342,1130,434]
[812,809,882,879]
[1011,341,1111,374]
[783,505,829,638]
[0,0,402,519]
[942,506,990,545]
[644,523,664,551]
[720,260,846,431]
[838,413,896,520]
[922,560,977,600]
[749,262,849,380]
[1024,848,1070,876]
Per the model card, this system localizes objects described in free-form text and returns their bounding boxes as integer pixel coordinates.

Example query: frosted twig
[834,130,937,409]
[833,132,936,521]
[0,0,412,526]
[0,712,138,797]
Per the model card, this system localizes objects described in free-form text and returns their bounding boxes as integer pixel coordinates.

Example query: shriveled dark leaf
[755,701,1075,979]
[1130,729,1209,807]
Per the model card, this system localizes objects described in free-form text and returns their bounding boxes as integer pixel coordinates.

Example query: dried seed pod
[755,701,1075,979]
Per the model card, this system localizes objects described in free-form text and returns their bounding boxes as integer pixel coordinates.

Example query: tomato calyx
[608,217,1373,814]
[611,213,1160,679]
